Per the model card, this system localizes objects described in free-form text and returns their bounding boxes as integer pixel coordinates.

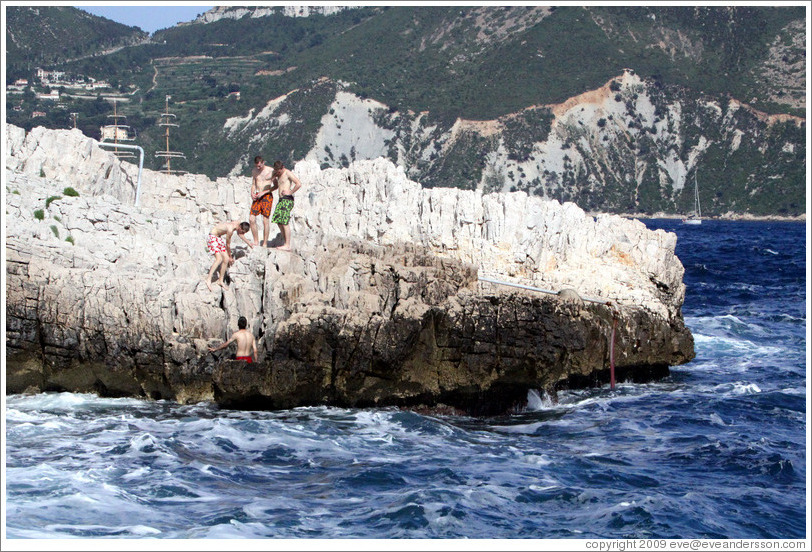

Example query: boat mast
[155,95,186,175]
[101,99,136,160]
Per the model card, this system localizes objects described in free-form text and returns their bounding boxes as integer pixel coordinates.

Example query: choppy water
[4,220,807,539]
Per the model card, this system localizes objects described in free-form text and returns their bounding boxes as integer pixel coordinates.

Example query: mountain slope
[4,5,806,217]
[146,5,805,118]
[219,72,804,217]
[5,6,147,81]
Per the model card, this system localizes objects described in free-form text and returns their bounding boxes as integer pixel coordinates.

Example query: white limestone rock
[4,121,685,375]
[291,158,684,320]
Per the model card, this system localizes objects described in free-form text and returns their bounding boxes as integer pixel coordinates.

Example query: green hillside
[5,6,147,81]
[38,5,802,119]
[143,5,803,119]
[4,5,805,217]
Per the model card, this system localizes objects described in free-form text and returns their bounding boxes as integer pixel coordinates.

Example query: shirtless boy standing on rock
[250,156,278,247]
[270,160,303,251]
[208,316,258,363]
[204,220,253,291]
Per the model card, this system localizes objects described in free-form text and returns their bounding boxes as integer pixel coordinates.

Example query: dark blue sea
[4,220,808,542]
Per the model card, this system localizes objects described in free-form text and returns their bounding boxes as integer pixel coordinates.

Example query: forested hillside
[5,6,147,78]
[4,5,806,217]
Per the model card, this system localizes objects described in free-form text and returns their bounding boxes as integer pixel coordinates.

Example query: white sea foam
[45,523,162,536]
[424,500,467,530]
[352,409,404,431]
[526,388,558,410]
[488,421,544,434]
[130,432,160,450]
[529,484,559,491]
[705,381,761,395]
[732,383,762,395]
[693,332,781,357]
[4,409,43,423]
[683,381,766,399]
[686,314,764,337]
[6,392,145,412]
[522,454,554,466]
[201,520,270,538]
[120,466,151,480]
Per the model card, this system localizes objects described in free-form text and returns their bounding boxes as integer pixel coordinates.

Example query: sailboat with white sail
[682,171,702,225]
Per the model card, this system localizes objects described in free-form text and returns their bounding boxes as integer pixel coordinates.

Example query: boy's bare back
[233,329,255,357]
[210,221,231,236]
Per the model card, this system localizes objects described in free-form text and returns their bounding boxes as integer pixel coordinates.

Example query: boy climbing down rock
[204,220,253,291]
[208,316,258,363]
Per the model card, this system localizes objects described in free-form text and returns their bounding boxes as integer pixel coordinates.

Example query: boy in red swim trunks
[208,316,258,363]
[250,156,278,247]
[204,220,253,291]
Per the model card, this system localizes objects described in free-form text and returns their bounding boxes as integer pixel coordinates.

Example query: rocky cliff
[5,124,694,414]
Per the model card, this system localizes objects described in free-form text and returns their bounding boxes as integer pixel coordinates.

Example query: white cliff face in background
[211,66,802,222]
[190,6,351,25]
[291,70,801,215]
[305,91,395,168]
[298,73,683,196]
[224,93,294,177]
[6,124,685,323]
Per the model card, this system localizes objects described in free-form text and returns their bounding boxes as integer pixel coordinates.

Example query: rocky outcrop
[5,124,694,414]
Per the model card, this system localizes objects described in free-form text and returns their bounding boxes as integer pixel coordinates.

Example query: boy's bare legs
[205,255,220,292]
[205,251,227,291]
[262,215,270,247]
[216,251,230,290]
[249,214,260,246]
[274,223,291,251]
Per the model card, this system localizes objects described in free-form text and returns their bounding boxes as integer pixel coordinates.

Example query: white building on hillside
[36,90,60,101]
[100,125,132,141]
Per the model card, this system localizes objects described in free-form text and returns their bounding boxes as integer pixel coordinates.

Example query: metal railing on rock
[478,275,620,389]
[97,142,144,207]
[477,276,612,305]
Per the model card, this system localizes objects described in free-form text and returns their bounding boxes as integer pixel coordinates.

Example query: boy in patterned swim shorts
[270,160,303,251]
[204,220,253,291]
[250,156,278,247]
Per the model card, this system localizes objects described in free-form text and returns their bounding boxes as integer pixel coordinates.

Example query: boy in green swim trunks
[270,160,303,251]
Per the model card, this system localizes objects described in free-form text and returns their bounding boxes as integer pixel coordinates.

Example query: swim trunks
[235,356,253,363]
[250,193,274,217]
[207,234,227,255]
[271,195,294,225]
